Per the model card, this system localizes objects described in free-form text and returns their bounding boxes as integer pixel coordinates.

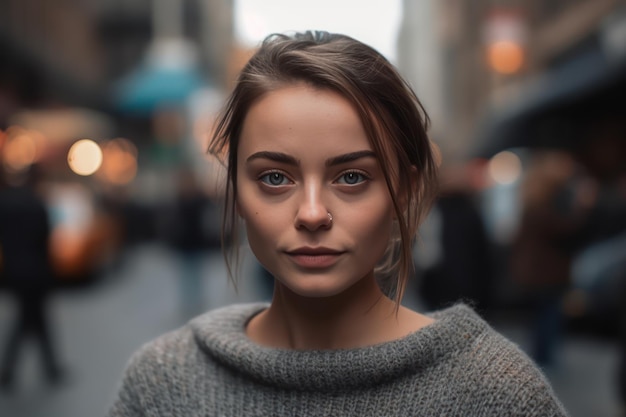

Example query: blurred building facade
[0,0,235,123]
[400,0,626,323]
[0,0,237,193]
[398,0,626,161]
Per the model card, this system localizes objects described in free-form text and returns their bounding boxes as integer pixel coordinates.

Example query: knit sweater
[107,303,569,416]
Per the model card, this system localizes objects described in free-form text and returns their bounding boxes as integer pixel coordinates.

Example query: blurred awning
[474,16,626,158]
[113,38,206,116]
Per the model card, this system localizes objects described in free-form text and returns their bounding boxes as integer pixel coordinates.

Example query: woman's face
[236,83,395,298]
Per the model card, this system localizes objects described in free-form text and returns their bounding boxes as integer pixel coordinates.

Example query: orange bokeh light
[487,40,524,75]
[2,133,38,172]
[97,138,138,185]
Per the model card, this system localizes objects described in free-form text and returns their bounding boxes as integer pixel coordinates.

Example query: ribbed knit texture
[108,303,569,416]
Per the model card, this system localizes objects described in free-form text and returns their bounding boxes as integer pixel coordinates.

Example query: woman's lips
[286,248,344,268]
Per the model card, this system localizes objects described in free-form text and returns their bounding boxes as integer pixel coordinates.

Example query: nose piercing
[327,212,333,224]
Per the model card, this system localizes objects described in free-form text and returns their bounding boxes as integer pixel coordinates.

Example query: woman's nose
[294,185,331,231]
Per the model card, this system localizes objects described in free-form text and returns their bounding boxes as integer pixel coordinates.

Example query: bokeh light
[67,139,103,176]
[488,150,522,185]
[96,138,138,185]
[2,128,39,173]
[487,40,524,74]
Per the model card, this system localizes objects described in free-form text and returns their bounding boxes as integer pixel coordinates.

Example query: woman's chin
[274,275,364,300]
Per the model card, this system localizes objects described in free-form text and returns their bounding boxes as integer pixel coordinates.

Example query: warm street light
[483,9,526,75]
[68,139,102,176]
[487,40,524,74]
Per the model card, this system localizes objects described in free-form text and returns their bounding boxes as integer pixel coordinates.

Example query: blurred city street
[0,243,265,417]
[1,1,626,416]
[0,242,621,417]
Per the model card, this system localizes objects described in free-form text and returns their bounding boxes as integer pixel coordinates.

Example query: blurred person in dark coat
[414,160,494,314]
[0,166,64,389]
[164,168,221,317]
[511,150,596,369]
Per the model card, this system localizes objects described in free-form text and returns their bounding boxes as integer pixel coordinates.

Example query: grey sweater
[108,303,569,416]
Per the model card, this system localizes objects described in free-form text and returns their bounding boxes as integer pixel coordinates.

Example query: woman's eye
[337,171,367,185]
[259,172,290,186]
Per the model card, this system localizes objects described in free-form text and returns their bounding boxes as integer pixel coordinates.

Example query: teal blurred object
[114,39,206,115]
[115,65,205,115]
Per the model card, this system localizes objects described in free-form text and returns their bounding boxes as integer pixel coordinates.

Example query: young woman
[108,31,569,416]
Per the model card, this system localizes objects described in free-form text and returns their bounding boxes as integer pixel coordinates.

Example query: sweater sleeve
[493,364,570,417]
[465,331,571,417]
[107,346,151,417]
[106,326,197,417]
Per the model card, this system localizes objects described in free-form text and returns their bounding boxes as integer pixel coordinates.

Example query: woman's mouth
[286,247,344,269]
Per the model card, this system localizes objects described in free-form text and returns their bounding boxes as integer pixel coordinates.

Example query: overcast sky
[234,0,403,62]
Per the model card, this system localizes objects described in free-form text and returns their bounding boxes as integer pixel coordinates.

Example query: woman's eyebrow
[246,151,299,166]
[245,150,376,167]
[326,150,377,167]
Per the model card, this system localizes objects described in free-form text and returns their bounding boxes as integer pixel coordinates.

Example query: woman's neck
[246,275,434,350]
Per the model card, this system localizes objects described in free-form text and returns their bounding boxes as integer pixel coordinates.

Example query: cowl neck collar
[190,303,487,392]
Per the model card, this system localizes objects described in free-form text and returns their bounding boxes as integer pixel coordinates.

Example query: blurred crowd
[413,131,626,404]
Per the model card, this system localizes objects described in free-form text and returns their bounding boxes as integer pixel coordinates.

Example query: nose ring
[327,212,333,224]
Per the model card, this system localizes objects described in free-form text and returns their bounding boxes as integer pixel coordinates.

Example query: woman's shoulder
[426,303,542,376]
[108,304,268,416]
[424,303,568,415]
[125,303,268,372]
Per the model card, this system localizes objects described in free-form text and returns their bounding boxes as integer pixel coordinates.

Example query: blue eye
[337,171,367,185]
[260,172,290,186]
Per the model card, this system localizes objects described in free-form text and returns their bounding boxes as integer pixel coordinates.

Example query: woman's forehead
[237,85,373,157]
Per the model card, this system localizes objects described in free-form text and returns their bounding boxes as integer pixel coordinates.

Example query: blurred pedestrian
[164,167,221,317]
[108,31,569,416]
[0,166,65,389]
[414,160,494,314]
[511,150,595,369]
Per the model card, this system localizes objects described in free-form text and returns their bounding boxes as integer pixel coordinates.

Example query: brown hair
[208,31,438,305]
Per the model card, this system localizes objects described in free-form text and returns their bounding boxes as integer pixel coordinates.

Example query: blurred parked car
[46,182,122,287]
